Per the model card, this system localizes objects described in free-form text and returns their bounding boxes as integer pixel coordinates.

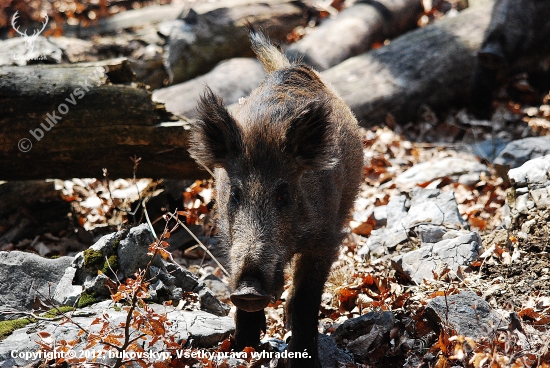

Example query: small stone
[426,291,506,339]
[391,231,482,284]
[494,137,550,169]
[395,157,488,186]
[318,333,353,367]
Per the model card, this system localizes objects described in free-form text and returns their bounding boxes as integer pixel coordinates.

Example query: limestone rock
[391,231,482,284]
[0,251,73,315]
[426,291,505,339]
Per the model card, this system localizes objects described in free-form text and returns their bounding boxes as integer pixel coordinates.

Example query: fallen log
[469,0,550,118]
[153,58,265,119]
[322,1,495,126]
[0,181,59,218]
[0,58,203,180]
[161,0,308,84]
[0,182,75,247]
[62,4,187,38]
[286,0,424,71]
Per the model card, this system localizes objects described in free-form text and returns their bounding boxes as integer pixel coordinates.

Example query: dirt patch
[481,225,550,307]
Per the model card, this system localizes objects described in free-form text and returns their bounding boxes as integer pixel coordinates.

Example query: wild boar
[188,30,363,367]
[470,0,550,119]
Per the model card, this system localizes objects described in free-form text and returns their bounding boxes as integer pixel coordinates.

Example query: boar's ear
[189,88,243,168]
[285,99,337,171]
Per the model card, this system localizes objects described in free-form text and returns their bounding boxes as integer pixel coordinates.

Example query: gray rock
[332,311,395,342]
[521,218,537,234]
[359,188,467,256]
[391,231,482,284]
[332,311,395,360]
[71,225,229,316]
[52,266,82,307]
[508,154,550,189]
[0,300,234,367]
[494,137,550,169]
[417,224,447,244]
[151,265,176,286]
[531,187,550,209]
[201,275,231,302]
[149,279,170,301]
[373,205,387,226]
[408,189,468,229]
[459,172,484,187]
[73,229,122,284]
[426,291,506,339]
[163,262,229,316]
[386,194,408,227]
[264,337,287,352]
[318,334,354,368]
[83,272,112,297]
[117,224,161,279]
[0,251,73,315]
[395,157,488,186]
[168,303,234,346]
[507,155,550,227]
[153,58,265,118]
[197,285,231,316]
[164,262,200,291]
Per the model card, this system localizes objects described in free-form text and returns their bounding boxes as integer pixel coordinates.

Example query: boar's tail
[248,27,290,73]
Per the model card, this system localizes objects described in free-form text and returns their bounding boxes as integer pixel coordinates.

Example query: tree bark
[153,58,265,119]
[62,4,187,38]
[162,0,308,84]
[0,58,204,180]
[286,0,424,71]
[322,1,495,126]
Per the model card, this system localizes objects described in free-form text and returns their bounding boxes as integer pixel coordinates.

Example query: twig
[143,202,158,240]
[170,213,229,277]
[198,162,215,178]
[0,309,63,321]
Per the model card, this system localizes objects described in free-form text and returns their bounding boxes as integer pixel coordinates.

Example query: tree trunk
[323,1,495,126]
[0,59,204,180]
[152,58,265,119]
[286,0,424,71]
[161,0,308,84]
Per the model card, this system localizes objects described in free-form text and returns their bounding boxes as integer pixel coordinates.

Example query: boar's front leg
[234,309,266,350]
[286,252,334,368]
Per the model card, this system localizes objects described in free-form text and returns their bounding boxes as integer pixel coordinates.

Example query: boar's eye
[230,187,241,207]
[275,181,290,208]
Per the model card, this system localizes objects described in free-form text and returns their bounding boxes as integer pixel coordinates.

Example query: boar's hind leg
[286,253,334,368]
[469,63,498,120]
[234,309,266,351]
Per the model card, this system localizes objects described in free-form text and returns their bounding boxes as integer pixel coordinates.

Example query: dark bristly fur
[470,0,550,119]
[188,30,363,368]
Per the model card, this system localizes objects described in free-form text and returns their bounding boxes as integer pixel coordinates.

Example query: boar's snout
[230,278,271,312]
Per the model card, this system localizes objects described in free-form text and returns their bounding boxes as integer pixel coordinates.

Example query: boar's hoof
[231,282,271,312]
